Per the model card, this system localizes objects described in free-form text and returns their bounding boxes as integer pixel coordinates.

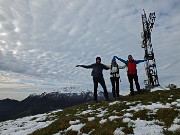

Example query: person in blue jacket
[76,57,109,102]
[113,55,146,96]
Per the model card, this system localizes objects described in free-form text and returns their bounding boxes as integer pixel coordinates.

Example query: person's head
[128,55,133,61]
[96,56,101,63]
[111,58,116,64]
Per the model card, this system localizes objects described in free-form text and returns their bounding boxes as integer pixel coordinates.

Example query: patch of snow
[66,123,85,132]
[173,118,180,124]
[132,118,164,135]
[126,102,132,105]
[168,124,180,132]
[168,117,180,132]
[109,116,120,121]
[123,118,131,123]
[88,117,95,121]
[69,120,80,125]
[0,110,60,135]
[79,110,93,115]
[109,101,121,106]
[171,102,178,106]
[166,103,171,106]
[127,103,171,112]
[96,109,108,117]
[151,86,168,92]
[114,127,125,135]
[99,119,107,124]
[124,113,133,117]
[176,99,180,102]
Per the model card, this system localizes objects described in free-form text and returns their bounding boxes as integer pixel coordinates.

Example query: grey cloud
[0,0,180,92]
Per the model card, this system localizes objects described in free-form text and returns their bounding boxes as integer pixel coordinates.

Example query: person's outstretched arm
[135,59,146,64]
[118,64,126,69]
[113,56,127,64]
[102,64,110,70]
[104,65,111,69]
[76,64,94,68]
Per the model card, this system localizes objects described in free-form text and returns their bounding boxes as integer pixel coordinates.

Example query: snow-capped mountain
[0,87,113,122]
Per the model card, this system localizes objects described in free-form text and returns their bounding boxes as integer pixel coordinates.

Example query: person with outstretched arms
[113,55,146,96]
[76,57,109,102]
[105,58,126,98]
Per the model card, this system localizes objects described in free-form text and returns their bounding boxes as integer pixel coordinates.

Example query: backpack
[110,64,119,77]
[127,60,137,74]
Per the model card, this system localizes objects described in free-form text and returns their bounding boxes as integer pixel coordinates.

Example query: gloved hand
[112,57,116,61]
[113,56,117,59]
[144,57,148,61]
[76,65,82,67]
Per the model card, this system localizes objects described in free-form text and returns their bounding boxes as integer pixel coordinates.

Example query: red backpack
[127,60,137,74]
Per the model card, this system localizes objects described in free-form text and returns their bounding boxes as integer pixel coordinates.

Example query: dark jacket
[81,63,109,78]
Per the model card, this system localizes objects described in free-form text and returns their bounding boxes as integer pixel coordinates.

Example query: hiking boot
[130,92,134,96]
[138,90,142,94]
[94,100,98,103]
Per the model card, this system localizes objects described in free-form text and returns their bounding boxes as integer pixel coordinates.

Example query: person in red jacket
[113,55,146,96]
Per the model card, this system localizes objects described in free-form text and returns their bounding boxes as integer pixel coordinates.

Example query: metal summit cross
[141,9,160,89]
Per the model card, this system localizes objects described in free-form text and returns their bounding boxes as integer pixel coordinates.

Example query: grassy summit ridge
[30,89,180,135]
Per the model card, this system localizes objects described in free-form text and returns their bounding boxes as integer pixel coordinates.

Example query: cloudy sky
[0,0,180,100]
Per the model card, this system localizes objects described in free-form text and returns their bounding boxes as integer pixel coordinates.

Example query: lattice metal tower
[141,9,160,88]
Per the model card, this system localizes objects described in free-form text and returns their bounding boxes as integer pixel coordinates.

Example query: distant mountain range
[0,89,112,122]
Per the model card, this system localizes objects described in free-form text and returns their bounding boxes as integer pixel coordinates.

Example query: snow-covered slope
[0,0,180,100]
[0,110,61,135]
